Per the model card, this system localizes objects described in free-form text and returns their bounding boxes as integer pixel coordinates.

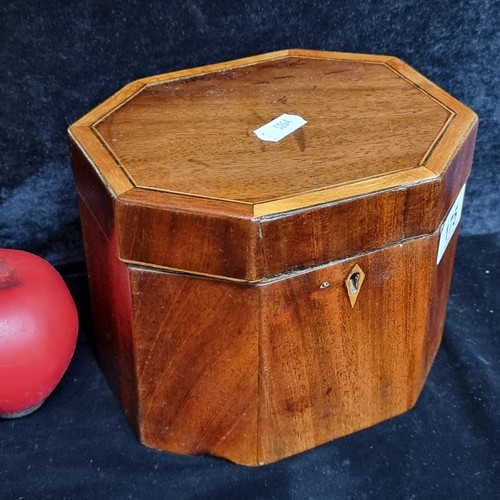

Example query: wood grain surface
[258,235,437,464]
[93,57,450,204]
[130,268,260,464]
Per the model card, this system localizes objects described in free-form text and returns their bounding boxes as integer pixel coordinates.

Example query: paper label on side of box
[436,184,466,265]
[253,114,307,142]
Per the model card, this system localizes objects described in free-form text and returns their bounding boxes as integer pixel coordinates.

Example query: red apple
[0,249,78,417]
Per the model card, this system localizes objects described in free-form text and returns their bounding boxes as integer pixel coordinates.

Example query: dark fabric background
[1,1,499,498]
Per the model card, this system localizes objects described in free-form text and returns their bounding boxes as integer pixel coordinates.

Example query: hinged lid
[69,49,477,282]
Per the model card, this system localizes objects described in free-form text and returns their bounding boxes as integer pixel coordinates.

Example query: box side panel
[404,122,477,237]
[258,235,438,464]
[129,269,259,466]
[259,189,406,276]
[69,138,115,239]
[78,199,140,432]
[420,229,460,382]
[115,199,258,281]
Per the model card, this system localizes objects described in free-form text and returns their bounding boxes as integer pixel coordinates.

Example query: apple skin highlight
[0,249,78,417]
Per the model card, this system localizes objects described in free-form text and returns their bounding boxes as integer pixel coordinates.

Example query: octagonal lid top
[70,49,476,217]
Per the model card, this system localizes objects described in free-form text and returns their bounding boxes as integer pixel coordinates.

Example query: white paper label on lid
[436,184,466,265]
[253,114,307,142]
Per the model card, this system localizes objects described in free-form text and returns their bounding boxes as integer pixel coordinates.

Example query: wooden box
[68,50,477,465]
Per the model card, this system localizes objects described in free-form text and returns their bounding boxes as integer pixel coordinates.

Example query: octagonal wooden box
[68,49,477,465]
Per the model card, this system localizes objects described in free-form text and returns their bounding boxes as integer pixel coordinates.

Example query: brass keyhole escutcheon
[345,264,365,308]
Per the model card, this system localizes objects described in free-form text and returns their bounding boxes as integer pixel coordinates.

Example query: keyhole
[345,264,365,308]
[349,272,360,294]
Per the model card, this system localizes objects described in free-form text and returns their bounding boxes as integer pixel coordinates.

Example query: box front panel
[129,269,260,465]
[258,234,439,464]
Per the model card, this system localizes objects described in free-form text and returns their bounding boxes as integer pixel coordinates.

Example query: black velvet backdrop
[1,1,499,498]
